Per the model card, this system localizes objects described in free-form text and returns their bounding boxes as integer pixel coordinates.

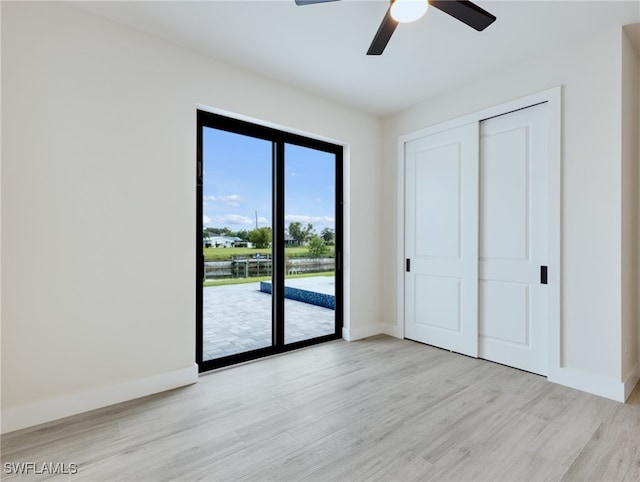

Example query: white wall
[637,32,640,383]
[382,27,627,395]
[621,28,639,389]
[1,1,382,432]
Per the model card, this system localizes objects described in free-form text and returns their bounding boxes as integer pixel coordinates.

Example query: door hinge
[406,259,411,272]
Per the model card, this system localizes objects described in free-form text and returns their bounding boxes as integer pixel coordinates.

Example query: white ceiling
[72,0,640,117]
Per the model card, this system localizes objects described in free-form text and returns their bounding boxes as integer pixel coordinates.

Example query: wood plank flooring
[628,381,640,405]
[2,335,640,481]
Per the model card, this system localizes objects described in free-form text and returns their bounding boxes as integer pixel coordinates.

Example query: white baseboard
[342,323,402,341]
[547,366,626,402]
[1,363,199,434]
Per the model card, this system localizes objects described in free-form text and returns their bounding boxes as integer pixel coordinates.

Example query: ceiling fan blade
[429,0,496,31]
[367,7,398,56]
[295,0,341,5]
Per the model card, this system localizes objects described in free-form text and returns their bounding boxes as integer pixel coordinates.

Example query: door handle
[406,259,411,272]
[540,266,548,285]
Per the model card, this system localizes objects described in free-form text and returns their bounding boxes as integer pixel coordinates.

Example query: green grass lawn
[203,245,335,262]
[203,271,335,287]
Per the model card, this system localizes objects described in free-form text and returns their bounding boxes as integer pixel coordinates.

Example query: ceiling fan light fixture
[390,0,429,23]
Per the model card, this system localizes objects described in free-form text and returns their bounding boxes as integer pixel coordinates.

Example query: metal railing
[204,257,334,280]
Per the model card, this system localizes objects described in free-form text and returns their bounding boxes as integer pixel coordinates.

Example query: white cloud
[285,214,334,225]
[202,194,242,207]
[218,194,242,207]
[215,214,254,225]
[203,215,212,225]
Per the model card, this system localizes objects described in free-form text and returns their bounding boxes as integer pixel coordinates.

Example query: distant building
[208,235,243,248]
[284,234,301,247]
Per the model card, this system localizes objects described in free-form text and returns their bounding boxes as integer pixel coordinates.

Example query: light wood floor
[2,335,640,481]
[628,380,640,405]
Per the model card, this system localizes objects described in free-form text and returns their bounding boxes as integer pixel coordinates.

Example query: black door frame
[196,110,344,373]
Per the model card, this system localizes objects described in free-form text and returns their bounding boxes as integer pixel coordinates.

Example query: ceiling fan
[295,0,496,55]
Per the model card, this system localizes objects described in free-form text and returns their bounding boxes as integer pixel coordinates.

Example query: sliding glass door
[199,127,273,361]
[196,111,342,372]
[283,143,337,344]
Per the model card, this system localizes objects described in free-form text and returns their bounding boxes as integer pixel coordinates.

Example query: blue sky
[202,127,336,235]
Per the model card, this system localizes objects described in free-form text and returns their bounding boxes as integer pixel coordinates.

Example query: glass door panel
[197,109,342,373]
[283,143,337,344]
[201,127,273,362]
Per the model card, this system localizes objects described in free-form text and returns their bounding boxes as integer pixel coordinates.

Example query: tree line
[204,222,335,256]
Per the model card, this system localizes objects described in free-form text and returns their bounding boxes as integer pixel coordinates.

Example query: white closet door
[404,123,479,357]
[479,103,548,375]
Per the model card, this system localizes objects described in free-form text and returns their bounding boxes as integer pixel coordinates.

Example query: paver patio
[203,278,336,361]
